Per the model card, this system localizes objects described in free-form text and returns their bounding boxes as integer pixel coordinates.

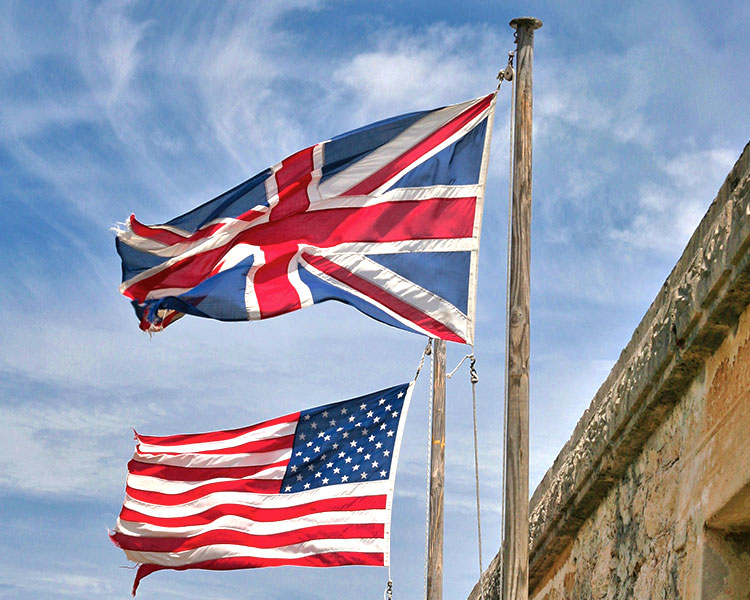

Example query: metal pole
[426,338,447,600]
[502,16,541,600]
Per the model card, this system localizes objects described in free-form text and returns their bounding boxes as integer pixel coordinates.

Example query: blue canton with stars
[281,383,409,493]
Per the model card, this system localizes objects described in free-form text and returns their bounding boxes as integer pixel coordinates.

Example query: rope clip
[384,579,393,600]
[469,355,479,384]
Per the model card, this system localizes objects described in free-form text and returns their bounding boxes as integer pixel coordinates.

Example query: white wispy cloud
[0,401,130,497]
[332,23,505,121]
[611,147,736,252]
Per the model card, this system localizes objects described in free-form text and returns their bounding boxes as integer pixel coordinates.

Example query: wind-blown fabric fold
[116,94,496,343]
[111,383,413,594]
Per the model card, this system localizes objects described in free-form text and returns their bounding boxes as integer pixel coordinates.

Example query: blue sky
[1,1,748,598]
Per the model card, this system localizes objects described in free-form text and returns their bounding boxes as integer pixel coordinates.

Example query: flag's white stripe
[303,237,475,258]
[115,508,387,538]
[318,97,481,199]
[123,537,387,567]
[465,94,496,345]
[136,420,297,454]
[367,102,493,198]
[132,447,292,469]
[382,381,413,567]
[264,161,281,211]
[286,248,314,310]
[306,142,325,206]
[144,286,193,300]
[123,480,392,517]
[126,466,288,494]
[243,246,265,320]
[308,184,481,211]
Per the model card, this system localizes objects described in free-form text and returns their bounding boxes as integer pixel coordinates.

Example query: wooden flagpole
[502,16,541,600]
[426,338,446,600]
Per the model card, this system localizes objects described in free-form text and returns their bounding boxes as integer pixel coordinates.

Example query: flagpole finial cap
[509,17,543,30]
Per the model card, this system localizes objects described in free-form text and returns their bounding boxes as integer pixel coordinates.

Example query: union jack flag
[116,94,496,343]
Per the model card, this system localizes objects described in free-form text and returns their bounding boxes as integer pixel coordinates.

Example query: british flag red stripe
[116,94,496,342]
[111,384,413,594]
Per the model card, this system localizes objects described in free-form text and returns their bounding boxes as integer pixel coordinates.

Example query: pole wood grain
[502,16,541,600]
[427,338,447,600]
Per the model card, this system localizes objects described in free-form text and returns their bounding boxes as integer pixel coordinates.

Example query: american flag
[116,94,496,344]
[111,383,412,594]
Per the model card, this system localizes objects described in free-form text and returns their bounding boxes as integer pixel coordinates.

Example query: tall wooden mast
[426,338,447,600]
[502,16,541,600]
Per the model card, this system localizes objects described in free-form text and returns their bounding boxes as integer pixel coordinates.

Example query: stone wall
[469,142,750,600]
[532,303,750,599]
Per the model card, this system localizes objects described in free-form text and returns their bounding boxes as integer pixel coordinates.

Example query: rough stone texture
[529,305,750,599]
[468,141,750,600]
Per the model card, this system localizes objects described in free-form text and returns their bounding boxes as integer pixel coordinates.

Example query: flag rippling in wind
[111,383,413,594]
[116,94,496,343]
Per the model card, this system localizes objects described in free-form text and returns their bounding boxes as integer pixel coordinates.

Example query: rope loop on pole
[446,351,473,379]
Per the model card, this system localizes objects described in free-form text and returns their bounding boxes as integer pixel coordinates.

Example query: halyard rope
[423,339,434,600]
[500,51,516,592]
[470,356,484,600]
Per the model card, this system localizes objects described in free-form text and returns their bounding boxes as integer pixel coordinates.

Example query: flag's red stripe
[122,198,475,301]
[270,147,314,221]
[127,460,289,482]
[113,523,384,553]
[242,197,476,248]
[120,494,388,526]
[126,479,283,505]
[343,94,494,196]
[135,413,299,447]
[129,208,266,247]
[132,552,384,594]
[130,216,223,246]
[251,148,317,317]
[253,244,302,318]
[136,434,295,456]
[303,253,465,343]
